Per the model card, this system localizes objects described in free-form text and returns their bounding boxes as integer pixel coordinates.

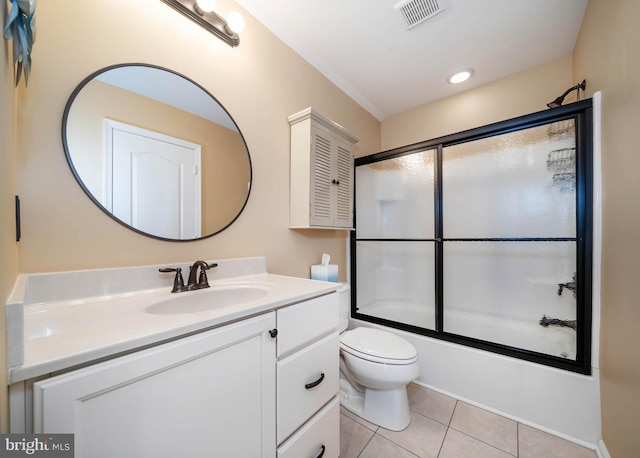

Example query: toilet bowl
[337,285,420,431]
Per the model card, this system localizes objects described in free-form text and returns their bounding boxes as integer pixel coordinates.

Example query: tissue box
[311,264,339,282]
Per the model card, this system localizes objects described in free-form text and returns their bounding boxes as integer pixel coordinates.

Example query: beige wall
[573,0,640,455]
[15,0,380,278]
[379,56,574,153]
[1,0,18,431]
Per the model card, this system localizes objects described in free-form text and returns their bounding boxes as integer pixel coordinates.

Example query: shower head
[547,80,586,108]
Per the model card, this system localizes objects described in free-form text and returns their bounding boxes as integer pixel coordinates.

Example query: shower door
[441,121,580,359]
[353,101,593,374]
[355,150,437,330]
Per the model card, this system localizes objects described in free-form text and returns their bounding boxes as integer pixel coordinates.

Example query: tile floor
[340,383,597,458]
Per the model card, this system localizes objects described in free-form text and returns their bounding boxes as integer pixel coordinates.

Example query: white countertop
[10,272,339,383]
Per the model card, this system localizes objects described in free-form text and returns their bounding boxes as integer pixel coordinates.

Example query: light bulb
[226,11,245,33]
[195,0,216,13]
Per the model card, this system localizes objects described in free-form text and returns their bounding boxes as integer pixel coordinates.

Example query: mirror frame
[62,63,252,242]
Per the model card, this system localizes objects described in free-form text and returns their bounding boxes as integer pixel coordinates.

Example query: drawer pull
[315,444,326,458]
[305,373,325,390]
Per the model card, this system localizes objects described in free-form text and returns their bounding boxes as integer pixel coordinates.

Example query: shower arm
[546,80,586,108]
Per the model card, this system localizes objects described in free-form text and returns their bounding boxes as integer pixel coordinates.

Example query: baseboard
[595,439,611,458]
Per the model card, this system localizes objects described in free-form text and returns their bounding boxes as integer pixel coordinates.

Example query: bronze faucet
[159,260,218,293]
[187,260,215,290]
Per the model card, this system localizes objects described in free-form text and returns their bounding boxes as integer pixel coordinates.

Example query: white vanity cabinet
[32,313,277,458]
[275,293,340,458]
[289,107,359,230]
[10,271,342,458]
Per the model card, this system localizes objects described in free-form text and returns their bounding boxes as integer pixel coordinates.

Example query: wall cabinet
[289,107,359,229]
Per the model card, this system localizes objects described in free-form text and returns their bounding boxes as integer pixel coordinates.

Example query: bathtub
[358,300,577,359]
[350,311,600,449]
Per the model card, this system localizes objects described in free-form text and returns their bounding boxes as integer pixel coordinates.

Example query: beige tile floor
[340,383,597,458]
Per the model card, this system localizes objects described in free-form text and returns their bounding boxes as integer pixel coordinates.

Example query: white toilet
[337,285,420,431]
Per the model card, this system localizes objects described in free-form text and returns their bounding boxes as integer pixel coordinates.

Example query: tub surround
[7,257,339,383]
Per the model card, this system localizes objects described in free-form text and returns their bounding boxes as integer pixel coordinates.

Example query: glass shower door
[442,121,579,359]
[353,102,593,373]
[355,149,437,330]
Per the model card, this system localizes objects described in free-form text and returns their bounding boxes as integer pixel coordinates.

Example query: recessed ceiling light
[447,69,474,84]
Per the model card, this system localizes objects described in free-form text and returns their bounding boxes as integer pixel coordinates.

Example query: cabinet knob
[305,372,325,389]
[331,179,340,185]
[269,329,278,338]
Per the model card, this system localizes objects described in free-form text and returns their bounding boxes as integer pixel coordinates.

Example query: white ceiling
[235,0,589,120]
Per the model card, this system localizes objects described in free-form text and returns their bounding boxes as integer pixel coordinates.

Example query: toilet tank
[338,283,350,332]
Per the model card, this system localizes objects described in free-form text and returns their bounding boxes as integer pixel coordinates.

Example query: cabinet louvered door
[289,107,357,229]
[309,128,334,227]
[334,140,353,228]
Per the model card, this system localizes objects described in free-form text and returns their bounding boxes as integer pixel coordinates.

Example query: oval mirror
[62,63,252,241]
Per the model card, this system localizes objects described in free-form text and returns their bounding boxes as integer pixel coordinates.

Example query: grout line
[371,433,421,458]
[341,408,379,433]
[437,427,450,457]
[407,408,449,430]
[449,399,458,427]
[356,432,376,458]
[447,427,518,457]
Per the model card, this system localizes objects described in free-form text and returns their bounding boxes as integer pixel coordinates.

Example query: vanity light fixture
[160,0,244,47]
[447,69,474,84]
[546,79,586,108]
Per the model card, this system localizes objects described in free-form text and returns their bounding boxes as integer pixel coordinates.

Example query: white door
[33,313,277,458]
[105,120,201,239]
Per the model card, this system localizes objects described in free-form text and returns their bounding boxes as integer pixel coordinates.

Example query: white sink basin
[146,285,271,315]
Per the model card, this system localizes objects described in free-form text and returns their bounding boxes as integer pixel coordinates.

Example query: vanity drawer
[277,396,339,458]
[277,332,339,444]
[277,292,338,358]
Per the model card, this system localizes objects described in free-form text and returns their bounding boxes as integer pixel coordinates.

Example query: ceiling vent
[394,0,446,30]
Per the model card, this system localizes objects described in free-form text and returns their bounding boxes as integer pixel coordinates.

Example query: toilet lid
[340,328,417,361]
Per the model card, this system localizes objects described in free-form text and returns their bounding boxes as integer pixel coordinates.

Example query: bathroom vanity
[7,257,340,458]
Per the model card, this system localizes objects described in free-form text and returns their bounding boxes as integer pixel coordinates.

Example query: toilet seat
[340,328,417,365]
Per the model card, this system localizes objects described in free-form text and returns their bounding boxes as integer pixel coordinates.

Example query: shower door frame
[351,99,593,375]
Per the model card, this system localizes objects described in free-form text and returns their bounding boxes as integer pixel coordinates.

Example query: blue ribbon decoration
[3,0,36,86]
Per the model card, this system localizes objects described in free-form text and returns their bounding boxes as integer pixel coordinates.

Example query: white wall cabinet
[32,313,277,458]
[289,107,358,229]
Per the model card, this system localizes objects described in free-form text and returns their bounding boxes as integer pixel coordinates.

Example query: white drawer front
[277,333,339,444]
[277,293,338,358]
[277,397,339,458]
